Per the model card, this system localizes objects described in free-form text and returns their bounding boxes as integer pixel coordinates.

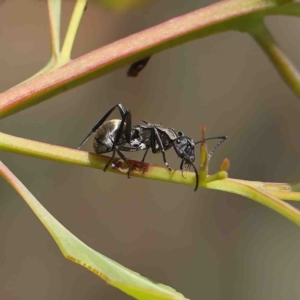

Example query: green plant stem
[0,0,294,119]
[47,0,61,60]
[60,0,88,64]
[205,179,300,227]
[250,23,300,98]
[1,131,300,202]
[0,131,198,188]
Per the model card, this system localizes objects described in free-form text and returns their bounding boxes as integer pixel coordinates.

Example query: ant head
[173,136,196,163]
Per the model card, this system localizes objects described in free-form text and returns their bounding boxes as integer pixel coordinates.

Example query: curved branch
[47,0,61,60]
[250,22,300,98]
[0,0,292,119]
[205,179,300,227]
[60,0,88,63]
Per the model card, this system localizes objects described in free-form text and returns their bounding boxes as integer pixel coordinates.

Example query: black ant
[77,104,227,191]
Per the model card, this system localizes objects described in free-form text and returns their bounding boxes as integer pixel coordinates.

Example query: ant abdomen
[93,119,126,154]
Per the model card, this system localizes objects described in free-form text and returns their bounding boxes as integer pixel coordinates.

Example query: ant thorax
[132,123,179,152]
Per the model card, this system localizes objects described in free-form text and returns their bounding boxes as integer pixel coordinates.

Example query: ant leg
[112,110,129,149]
[115,147,131,178]
[182,154,199,191]
[104,146,132,178]
[141,148,149,162]
[104,148,116,172]
[78,103,129,149]
[123,109,132,144]
[179,159,186,179]
[152,127,172,171]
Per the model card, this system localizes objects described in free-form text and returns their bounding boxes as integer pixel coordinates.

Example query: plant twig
[0,0,293,119]
[60,0,89,64]
[250,23,300,98]
[205,179,300,227]
[1,131,300,202]
[47,0,61,60]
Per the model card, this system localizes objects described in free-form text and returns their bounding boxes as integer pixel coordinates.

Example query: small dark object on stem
[127,56,151,77]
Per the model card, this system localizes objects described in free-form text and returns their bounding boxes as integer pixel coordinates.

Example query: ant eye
[176,139,181,143]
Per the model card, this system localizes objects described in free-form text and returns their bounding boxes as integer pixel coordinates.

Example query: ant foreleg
[141,148,149,162]
[179,159,187,179]
[181,154,199,191]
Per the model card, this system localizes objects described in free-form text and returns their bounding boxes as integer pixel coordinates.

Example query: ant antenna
[195,136,228,161]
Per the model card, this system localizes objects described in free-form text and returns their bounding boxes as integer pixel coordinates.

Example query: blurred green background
[1,0,300,299]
